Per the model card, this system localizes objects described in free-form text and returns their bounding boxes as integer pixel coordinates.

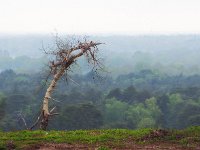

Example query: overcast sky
[0,0,200,35]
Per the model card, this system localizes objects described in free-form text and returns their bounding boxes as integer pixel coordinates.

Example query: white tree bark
[39,41,102,130]
[40,67,66,130]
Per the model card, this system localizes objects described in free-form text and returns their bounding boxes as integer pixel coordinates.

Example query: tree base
[40,114,49,130]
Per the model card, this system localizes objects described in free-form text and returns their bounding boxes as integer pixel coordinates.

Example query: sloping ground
[0,127,200,149]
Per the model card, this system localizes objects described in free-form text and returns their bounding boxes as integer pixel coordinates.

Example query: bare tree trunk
[37,40,102,130]
[40,67,65,130]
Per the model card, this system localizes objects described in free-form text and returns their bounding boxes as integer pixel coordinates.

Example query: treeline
[3,35,200,76]
[0,69,200,131]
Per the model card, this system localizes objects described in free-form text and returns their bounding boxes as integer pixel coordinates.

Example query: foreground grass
[0,127,200,149]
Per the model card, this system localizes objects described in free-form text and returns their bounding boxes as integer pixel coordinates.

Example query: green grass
[0,127,200,149]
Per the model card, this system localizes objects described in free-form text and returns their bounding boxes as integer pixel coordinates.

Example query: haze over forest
[1,34,200,76]
[1,33,200,131]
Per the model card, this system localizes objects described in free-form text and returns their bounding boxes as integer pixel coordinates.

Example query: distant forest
[1,69,200,131]
[1,35,200,75]
[1,35,200,131]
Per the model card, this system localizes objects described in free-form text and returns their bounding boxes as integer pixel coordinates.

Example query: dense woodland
[1,69,200,131]
[1,35,200,131]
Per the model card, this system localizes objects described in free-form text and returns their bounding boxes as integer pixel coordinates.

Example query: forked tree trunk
[40,67,65,130]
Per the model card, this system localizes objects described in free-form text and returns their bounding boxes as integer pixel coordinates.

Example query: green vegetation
[0,127,200,149]
[0,128,151,149]
[2,35,200,148]
[1,69,200,130]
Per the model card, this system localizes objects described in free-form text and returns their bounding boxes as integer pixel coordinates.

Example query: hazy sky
[1,0,200,34]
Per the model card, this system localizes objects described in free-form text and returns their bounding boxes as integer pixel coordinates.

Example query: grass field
[0,127,200,149]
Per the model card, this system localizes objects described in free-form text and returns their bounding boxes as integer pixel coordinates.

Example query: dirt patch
[141,129,170,141]
[37,143,91,150]
[25,142,199,150]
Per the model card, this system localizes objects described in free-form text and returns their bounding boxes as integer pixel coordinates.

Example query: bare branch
[67,76,80,86]
[51,98,61,103]
[50,106,57,113]
[38,36,104,130]
[49,113,59,116]
[18,113,28,130]
[29,112,42,130]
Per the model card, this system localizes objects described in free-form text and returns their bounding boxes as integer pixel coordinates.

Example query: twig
[50,106,56,113]
[29,112,42,130]
[49,113,59,116]
[51,98,61,103]
[68,76,80,86]
[18,113,28,130]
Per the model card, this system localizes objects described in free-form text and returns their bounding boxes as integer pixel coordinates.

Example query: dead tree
[33,37,103,130]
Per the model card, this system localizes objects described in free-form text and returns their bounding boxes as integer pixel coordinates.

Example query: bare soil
[25,142,200,150]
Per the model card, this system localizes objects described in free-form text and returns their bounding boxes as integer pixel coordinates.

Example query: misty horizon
[1,0,200,34]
